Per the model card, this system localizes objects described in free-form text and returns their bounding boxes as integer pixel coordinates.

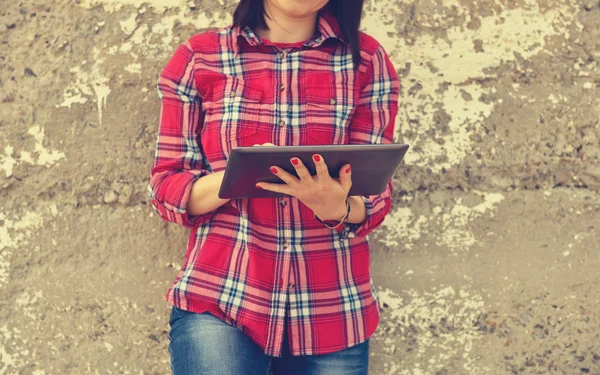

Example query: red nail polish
[313,155,321,162]
[345,166,351,174]
[270,167,278,174]
[256,185,263,189]
[291,158,299,166]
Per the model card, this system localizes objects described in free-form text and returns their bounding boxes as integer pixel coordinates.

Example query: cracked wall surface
[1,0,599,374]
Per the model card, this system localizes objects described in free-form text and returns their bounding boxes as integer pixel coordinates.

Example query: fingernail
[345,166,351,174]
[313,155,321,162]
[270,167,278,174]
[256,185,263,189]
[291,158,299,166]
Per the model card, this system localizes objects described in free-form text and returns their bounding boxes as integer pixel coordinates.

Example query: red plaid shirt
[148,11,399,357]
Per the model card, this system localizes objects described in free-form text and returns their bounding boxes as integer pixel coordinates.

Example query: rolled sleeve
[342,44,399,238]
[148,170,213,228]
[147,40,214,228]
[347,186,393,237]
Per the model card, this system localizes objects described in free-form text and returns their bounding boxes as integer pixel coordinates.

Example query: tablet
[218,144,409,199]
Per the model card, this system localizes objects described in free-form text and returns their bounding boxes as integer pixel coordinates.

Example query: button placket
[277,49,289,146]
[287,266,296,291]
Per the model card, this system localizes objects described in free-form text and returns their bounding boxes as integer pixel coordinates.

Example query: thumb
[338,164,352,193]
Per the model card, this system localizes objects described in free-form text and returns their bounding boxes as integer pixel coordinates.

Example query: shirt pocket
[304,84,355,145]
[202,76,263,143]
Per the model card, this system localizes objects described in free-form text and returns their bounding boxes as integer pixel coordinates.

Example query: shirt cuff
[149,170,214,228]
[342,196,384,238]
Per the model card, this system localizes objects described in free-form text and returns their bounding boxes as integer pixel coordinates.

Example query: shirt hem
[165,284,381,357]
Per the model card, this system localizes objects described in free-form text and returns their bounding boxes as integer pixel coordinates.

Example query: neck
[256,3,318,43]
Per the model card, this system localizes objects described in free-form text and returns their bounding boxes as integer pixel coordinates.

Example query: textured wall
[1,0,599,374]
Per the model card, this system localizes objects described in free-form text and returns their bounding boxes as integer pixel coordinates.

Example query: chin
[268,0,328,18]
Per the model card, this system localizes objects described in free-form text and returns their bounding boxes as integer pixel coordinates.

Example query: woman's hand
[256,154,352,221]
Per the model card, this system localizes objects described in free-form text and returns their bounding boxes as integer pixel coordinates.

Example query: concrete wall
[1,0,599,373]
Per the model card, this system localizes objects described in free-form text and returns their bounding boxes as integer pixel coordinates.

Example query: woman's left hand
[256,154,352,221]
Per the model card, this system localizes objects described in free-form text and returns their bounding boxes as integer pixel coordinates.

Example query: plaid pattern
[147,10,399,357]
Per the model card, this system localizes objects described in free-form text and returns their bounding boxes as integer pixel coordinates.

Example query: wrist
[314,199,351,230]
[315,199,349,221]
[345,196,367,224]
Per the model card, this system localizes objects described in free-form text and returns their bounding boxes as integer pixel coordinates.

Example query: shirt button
[279,200,287,207]
[279,84,286,91]
[278,119,286,127]
[288,283,294,289]
[230,91,236,97]
[329,98,336,105]
[283,242,289,249]
[279,51,286,59]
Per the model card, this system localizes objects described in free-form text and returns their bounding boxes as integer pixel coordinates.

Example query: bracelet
[314,199,351,230]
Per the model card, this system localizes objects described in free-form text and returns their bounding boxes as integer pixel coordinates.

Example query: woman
[148,0,399,373]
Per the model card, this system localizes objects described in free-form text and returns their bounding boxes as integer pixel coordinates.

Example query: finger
[270,166,299,186]
[290,157,313,182]
[338,164,352,193]
[256,182,293,195]
[253,143,275,147]
[312,154,331,180]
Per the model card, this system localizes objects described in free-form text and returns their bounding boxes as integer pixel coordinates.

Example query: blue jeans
[168,306,369,375]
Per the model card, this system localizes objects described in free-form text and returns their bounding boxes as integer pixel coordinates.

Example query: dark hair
[233,0,364,69]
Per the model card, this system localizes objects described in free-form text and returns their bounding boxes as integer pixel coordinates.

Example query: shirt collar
[233,8,343,56]
[306,8,344,48]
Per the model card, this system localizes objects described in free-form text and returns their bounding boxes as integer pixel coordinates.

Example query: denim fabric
[168,306,369,375]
